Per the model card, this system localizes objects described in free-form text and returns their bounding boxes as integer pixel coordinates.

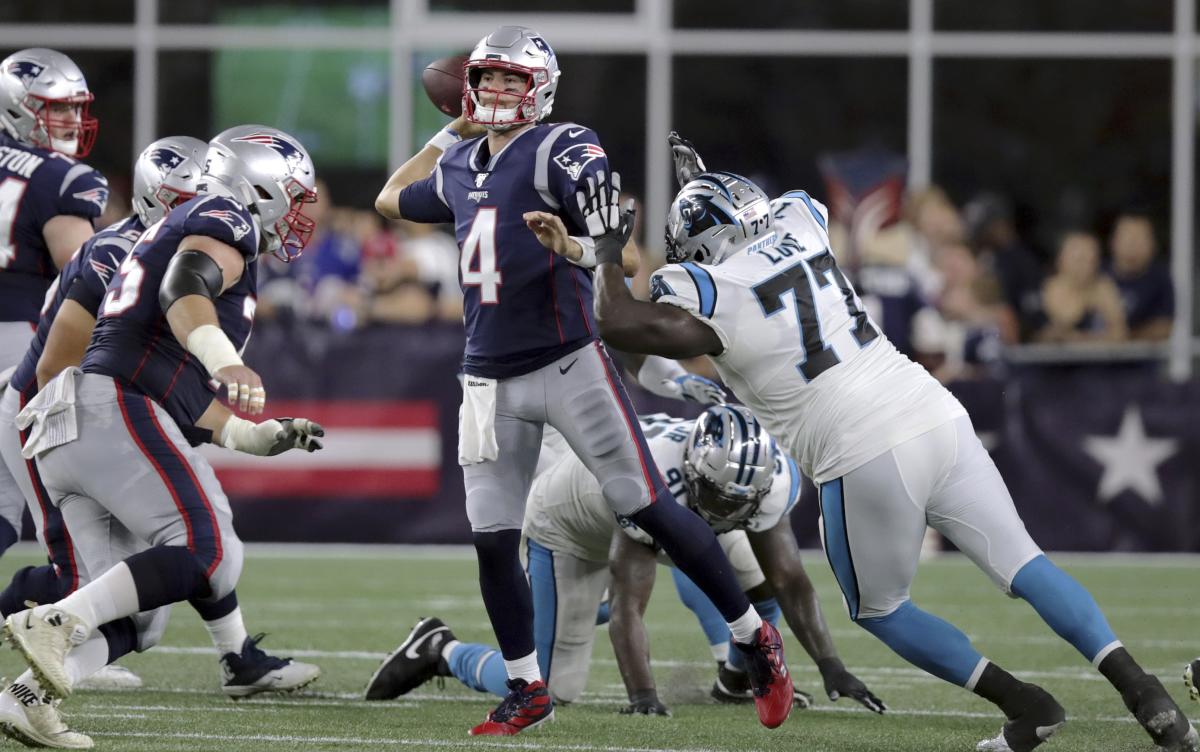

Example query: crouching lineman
[568,132,1198,752]
[365,406,882,718]
[0,134,320,748]
[0,125,323,745]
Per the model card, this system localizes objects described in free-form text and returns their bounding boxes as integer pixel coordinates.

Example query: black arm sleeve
[159,249,225,313]
[64,276,105,317]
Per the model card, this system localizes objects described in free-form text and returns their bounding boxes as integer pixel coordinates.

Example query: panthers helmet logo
[678,195,734,238]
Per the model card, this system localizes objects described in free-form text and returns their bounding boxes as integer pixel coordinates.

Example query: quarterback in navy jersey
[0,49,107,359]
[1,127,323,732]
[377,25,792,736]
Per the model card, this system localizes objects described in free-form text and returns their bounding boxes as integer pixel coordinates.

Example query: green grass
[1,544,1196,752]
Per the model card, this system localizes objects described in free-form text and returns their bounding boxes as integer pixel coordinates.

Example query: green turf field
[0,544,1194,752]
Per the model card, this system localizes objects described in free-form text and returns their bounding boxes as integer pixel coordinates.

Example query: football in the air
[422,54,468,117]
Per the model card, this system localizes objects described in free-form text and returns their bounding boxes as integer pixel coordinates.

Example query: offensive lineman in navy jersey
[1,126,324,730]
[0,48,108,553]
[375,25,792,735]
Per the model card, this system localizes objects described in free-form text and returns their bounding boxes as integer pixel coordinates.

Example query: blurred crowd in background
[95,164,1175,389]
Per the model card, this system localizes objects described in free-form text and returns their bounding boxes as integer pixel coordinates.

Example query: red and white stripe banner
[198,400,441,498]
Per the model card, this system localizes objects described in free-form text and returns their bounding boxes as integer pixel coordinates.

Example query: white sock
[441,639,461,664]
[64,634,110,686]
[503,651,541,683]
[55,562,139,632]
[710,641,730,664]
[203,606,249,656]
[727,607,763,644]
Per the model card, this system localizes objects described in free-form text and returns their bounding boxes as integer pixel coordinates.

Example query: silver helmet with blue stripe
[683,404,776,533]
[665,171,775,266]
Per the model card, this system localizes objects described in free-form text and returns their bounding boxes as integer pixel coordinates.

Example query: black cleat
[364,617,455,701]
[710,661,812,709]
[1122,675,1199,752]
[976,682,1066,752]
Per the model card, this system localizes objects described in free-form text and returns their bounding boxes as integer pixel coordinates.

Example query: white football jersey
[523,415,803,561]
[648,191,966,484]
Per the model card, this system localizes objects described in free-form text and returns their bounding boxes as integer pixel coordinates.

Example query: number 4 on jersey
[462,207,502,304]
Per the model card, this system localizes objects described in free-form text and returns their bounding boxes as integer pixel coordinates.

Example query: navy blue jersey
[9,214,144,399]
[398,122,609,378]
[82,194,260,427]
[0,133,107,323]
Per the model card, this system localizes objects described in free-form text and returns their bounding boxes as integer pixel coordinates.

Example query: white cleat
[74,664,143,691]
[1186,659,1200,704]
[976,721,1066,752]
[0,678,93,749]
[3,608,89,699]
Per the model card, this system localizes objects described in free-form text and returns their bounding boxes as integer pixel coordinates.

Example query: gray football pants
[36,373,244,608]
[464,341,669,532]
[0,321,35,536]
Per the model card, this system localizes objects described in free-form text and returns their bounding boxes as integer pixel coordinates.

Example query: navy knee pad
[125,545,210,611]
[190,590,239,621]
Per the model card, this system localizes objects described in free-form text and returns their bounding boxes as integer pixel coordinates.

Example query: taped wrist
[186,324,243,375]
[160,249,224,313]
[220,415,283,455]
[637,356,687,394]
[567,236,596,268]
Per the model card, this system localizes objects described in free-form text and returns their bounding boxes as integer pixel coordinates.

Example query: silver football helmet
[0,48,97,157]
[200,124,317,262]
[683,405,776,533]
[665,172,775,266]
[464,26,560,131]
[131,135,207,227]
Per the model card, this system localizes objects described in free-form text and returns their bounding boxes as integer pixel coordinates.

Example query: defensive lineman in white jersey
[544,132,1198,752]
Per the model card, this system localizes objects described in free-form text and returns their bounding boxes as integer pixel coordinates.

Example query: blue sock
[0,564,68,617]
[594,601,610,626]
[1011,554,1119,663]
[727,597,782,672]
[447,641,509,697]
[670,567,731,649]
[629,500,750,621]
[858,601,986,687]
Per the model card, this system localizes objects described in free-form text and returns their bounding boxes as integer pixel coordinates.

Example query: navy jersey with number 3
[0,133,108,322]
[398,123,610,378]
[82,194,260,427]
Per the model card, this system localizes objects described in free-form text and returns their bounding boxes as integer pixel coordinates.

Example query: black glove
[576,170,635,267]
[818,657,886,714]
[267,417,325,456]
[668,131,707,188]
[619,688,671,717]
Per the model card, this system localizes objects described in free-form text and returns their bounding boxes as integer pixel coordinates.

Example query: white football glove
[221,416,325,456]
[576,170,635,266]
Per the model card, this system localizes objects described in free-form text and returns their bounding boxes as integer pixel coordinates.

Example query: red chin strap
[34,95,98,158]
[273,179,319,262]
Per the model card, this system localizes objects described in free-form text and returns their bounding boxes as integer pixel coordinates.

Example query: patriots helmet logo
[147,147,185,175]
[529,36,553,57]
[199,208,252,241]
[7,60,44,88]
[231,132,308,176]
[552,142,606,182]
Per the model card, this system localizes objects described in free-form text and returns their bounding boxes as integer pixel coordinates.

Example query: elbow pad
[159,250,224,313]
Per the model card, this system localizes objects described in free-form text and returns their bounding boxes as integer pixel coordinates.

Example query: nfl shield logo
[475,173,488,188]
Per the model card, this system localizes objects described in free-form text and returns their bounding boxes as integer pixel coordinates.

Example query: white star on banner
[1082,405,1177,506]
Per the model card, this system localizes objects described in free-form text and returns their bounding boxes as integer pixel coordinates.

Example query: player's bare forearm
[375,149,442,220]
[608,532,659,698]
[594,262,720,358]
[35,299,95,389]
[164,295,221,347]
[42,214,94,270]
[749,521,839,663]
[195,399,234,442]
